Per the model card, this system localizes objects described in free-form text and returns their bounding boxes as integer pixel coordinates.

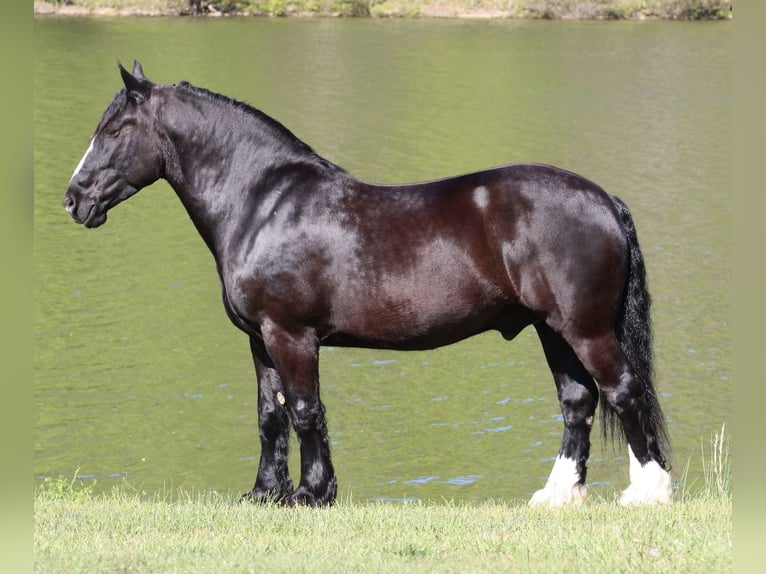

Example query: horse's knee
[288,397,327,436]
[258,401,290,441]
[600,372,643,414]
[559,383,598,428]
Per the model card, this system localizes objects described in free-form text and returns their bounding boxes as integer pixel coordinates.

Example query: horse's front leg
[529,323,598,507]
[262,322,337,507]
[241,336,294,504]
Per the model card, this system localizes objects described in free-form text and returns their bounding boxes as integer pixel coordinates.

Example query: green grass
[35,426,731,573]
[34,487,732,573]
[34,427,732,574]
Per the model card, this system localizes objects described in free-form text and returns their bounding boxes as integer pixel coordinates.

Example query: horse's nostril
[63,193,75,212]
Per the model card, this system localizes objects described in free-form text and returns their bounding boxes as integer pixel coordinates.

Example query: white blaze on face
[70,139,94,183]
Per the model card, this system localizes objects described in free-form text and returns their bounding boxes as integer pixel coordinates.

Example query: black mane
[173,81,346,173]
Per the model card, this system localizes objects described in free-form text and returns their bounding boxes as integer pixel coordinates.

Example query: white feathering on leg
[529,456,588,507]
[620,446,672,505]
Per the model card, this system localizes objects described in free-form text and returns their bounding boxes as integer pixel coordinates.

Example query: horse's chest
[218,261,313,330]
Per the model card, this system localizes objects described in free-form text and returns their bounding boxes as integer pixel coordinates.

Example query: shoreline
[33,1,733,20]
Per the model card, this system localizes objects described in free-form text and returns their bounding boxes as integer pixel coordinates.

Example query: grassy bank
[34,0,733,19]
[35,485,731,573]
[35,428,731,573]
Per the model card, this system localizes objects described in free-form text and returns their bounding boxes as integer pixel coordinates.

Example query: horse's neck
[160,102,309,256]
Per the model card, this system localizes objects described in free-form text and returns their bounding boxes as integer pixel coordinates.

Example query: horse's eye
[110,128,122,138]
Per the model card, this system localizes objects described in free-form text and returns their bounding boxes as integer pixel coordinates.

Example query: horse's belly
[326,274,507,350]
[323,316,495,350]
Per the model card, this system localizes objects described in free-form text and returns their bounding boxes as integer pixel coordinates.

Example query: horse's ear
[132,60,146,80]
[118,60,151,103]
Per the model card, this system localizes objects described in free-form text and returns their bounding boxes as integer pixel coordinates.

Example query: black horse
[64,61,671,507]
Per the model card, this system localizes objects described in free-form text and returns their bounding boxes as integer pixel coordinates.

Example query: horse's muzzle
[62,192,76,216]
[63,188,107,228]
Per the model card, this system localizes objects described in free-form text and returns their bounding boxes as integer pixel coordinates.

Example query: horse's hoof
[529,483,588,507]
[240,489,288,505]
[621,450,672,505]
[284,488,320,507]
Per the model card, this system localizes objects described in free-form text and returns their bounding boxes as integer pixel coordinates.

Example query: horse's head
[64,60,165,228]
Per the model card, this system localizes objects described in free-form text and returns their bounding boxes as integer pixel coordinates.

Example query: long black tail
[603,196,671,466]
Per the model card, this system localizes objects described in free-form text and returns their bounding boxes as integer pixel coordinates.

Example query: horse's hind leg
[567,332,671,505]
[529,323,598,507]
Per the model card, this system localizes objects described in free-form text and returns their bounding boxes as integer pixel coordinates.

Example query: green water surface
[34,17,731,502]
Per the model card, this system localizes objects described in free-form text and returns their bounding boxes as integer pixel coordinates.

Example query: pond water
[34,17,731,503]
